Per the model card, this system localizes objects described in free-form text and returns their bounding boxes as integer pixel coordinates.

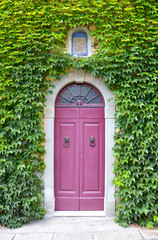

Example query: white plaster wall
[44,69,115,217]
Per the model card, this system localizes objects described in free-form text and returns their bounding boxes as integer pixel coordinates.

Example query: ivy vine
[0,0,157,229]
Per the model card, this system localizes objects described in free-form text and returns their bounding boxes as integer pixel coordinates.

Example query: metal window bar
[83,86,92,101]
[87,94,101,103]
[68,86,76,99]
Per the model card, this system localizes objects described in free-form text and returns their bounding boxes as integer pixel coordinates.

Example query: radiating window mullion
[59,95,70,102]
[83,86,92,102]
[69,96,75,104]
[68,87,76,100]
[88,94,101,103]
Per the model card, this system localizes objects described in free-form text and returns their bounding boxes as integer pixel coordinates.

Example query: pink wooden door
[54,107,105,211]
[54,83,105,211]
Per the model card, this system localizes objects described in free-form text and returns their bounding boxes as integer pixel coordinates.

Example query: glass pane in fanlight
[80,85,90,96]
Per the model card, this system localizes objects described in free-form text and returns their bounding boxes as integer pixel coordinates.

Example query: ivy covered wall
[0,0,157,229]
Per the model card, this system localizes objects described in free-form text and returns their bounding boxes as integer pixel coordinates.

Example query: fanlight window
[55,84,104,107]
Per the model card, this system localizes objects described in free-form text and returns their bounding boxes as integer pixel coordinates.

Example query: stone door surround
[44,69,115,217]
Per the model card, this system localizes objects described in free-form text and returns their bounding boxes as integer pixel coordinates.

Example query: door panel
[60,123,77,191]
[81,122,100,192]
[55,108,79,119]
[80,198,104,211]
[80,118,105,210]
[54,118,80,210]
[80,108,104,119]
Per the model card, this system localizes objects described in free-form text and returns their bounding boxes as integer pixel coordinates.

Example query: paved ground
[0,217,158,240]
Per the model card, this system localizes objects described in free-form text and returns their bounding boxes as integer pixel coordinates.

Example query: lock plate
[90,136,95,146]
[64,137,69,147]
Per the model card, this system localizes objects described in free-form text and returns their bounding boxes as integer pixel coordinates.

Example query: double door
[54,107,105,211]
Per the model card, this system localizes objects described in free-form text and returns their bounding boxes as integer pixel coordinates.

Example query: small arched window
[72,31,88,56]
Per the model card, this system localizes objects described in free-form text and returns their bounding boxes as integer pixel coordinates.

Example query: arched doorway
[54,84,105,211]
[44,69,115,217]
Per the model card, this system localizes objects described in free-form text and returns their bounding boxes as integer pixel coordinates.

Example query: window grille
[55,84,104,107]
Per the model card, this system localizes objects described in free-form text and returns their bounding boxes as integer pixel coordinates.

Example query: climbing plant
[0,0,157,229]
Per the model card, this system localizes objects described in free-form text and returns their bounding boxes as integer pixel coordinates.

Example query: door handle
[90,136,95,146]
[64,137,69,147]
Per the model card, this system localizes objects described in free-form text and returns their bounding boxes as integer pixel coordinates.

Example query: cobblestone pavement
[0,217,158,240]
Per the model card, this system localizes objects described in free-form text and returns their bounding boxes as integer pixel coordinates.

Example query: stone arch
[44,69,115,217]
